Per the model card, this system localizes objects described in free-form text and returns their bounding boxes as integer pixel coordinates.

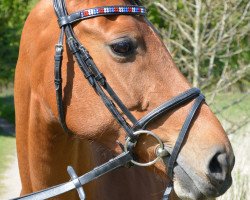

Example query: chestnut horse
[15,0,235,199]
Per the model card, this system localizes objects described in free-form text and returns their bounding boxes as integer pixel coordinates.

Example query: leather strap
[11,152,133,200]
[54,28,71,133]
[58,6,146,27]
[134,88,201,130]
[161,94,204,200]
[167,94,204,178]
[66,34,137,139]
[53,0,142,139]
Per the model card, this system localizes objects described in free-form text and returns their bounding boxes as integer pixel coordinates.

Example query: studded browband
[58,5,146,27]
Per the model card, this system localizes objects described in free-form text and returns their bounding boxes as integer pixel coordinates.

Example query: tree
[0,0,31,86]
[144,0,250,135]
[145,0,250,95]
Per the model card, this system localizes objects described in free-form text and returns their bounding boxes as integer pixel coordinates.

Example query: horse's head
[44,0,234,199]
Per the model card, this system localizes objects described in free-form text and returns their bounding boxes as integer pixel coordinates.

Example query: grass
[208,92,250,135]
[210,92,250,121]
[0,132,16,194]
[0,87,16,194]
[0,134,16,174]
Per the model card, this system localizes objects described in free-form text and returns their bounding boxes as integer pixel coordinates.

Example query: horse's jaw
[171,154,232,200]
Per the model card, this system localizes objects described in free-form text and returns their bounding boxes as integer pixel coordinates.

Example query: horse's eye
[110,39,135,56]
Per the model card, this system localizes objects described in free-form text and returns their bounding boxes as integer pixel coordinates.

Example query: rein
[12,0,205,199]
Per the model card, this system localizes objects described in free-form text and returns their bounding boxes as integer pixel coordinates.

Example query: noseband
[13,0,205,199]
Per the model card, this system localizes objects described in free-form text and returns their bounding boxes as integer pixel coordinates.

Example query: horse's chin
[173,164,206,200]
[172,161,232,200]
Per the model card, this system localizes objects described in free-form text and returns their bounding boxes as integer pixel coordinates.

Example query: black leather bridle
[12,0,205,199]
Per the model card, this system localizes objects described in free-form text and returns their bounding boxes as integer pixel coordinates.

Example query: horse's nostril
[209,153,223,174]
[207,152,228,185]
[205,146,235,194]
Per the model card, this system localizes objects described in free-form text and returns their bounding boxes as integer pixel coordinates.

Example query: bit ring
[124,130,168,167]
